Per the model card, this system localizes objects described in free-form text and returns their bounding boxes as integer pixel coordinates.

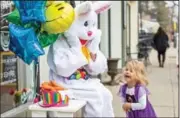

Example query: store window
[0,1,36,114]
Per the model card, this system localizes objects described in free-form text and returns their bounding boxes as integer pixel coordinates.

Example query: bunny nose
[87,31,92,36]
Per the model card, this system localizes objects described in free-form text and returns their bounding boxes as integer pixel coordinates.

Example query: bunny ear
[93,1,112,14]
[75,1,93,16]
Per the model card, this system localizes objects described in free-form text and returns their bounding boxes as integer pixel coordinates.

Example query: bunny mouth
[79,39,89,46]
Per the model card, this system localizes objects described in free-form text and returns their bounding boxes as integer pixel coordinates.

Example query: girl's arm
[131,87,147,110]
[131,94,147,110]
[118,85,126,104]
[120,96,126,104]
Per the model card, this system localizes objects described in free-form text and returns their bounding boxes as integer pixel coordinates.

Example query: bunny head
[69,1,112,42]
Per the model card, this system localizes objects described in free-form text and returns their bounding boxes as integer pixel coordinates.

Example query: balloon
[38,32,61,48]
[5,8,41,32]
[46,1,53,7]
[13,0,46,24]
[13,1,20,8]
[9,23,45,65]
[41,1,75,34]
[5,8,21,25]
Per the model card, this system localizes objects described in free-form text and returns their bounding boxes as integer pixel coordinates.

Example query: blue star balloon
[9,23,45,65]
[13,0,46,24]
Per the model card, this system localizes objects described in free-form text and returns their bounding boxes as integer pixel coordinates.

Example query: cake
[40,81,69,107]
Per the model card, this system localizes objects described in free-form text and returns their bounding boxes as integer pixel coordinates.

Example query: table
[28,100,86,117]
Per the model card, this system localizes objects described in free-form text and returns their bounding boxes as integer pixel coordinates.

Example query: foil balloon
[5,8,40,30]
[13,0,46,24]
[9,23,45,65]
[5,8,21,25]
[5,9,41,33]
[13,1,20,8]
[38,31,61,48]
[46,1,54,7]
[41,1,75,34]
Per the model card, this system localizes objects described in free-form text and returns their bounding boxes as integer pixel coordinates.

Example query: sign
[1,1,13,9]
[0,51,17,85]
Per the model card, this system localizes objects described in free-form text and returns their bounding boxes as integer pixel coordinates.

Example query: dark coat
[153,32,169,51]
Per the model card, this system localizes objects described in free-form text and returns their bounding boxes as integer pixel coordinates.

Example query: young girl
[118,60,157,118]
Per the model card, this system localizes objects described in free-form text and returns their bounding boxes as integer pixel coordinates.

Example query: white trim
[1,12,12,18]
[1,102,32,117]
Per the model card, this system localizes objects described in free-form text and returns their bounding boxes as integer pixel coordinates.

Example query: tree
[153,1,170,31]
[139,1,170,31]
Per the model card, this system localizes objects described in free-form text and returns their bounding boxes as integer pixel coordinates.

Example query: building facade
[97,1,139,82]
[1,1,139,117]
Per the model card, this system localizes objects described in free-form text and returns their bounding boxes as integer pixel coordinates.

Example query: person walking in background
[152,27,169,68]
[118,60,157,118]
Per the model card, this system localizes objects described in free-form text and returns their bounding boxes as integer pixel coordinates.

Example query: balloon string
[32,59,40,103]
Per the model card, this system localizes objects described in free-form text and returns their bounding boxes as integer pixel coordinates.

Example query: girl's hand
[122,103,132,112]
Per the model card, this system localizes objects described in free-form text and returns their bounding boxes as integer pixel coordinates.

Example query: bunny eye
[84,21,88,27]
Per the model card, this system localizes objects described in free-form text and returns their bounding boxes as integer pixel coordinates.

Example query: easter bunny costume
[47,1,114,117]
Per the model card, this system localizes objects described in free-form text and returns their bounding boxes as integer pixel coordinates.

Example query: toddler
[118,60,157,118]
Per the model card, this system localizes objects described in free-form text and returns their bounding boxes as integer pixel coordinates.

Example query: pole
[35,59,40,101]
[139,1,143,34]
[108,9,111,58]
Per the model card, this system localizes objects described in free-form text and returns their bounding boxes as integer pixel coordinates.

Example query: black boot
[162,62,164,68]
[159,63,161,67]
[159,62,163,68]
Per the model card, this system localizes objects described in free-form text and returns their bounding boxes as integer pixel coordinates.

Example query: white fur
[93,1,112,14]
[65,1,112,43]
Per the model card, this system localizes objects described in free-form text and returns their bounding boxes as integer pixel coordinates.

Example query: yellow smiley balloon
[46,1,53,7]
[41,1,75,34]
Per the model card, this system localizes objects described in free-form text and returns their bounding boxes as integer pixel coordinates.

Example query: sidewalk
[105,46,178,117]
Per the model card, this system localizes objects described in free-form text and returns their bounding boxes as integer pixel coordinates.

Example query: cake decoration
[39,80,69,107]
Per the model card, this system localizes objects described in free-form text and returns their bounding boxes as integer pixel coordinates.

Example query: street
[105,45,178,117]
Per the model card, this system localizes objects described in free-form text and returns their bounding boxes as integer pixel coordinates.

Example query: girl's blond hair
[125,60,149,86]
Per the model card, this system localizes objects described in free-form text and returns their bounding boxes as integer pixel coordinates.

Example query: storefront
[1,1,38,117]
[0,1,77,117]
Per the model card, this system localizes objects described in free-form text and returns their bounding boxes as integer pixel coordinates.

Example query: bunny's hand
[84,29,107,75]
[87,29,102,54]
[84,50,107,75]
